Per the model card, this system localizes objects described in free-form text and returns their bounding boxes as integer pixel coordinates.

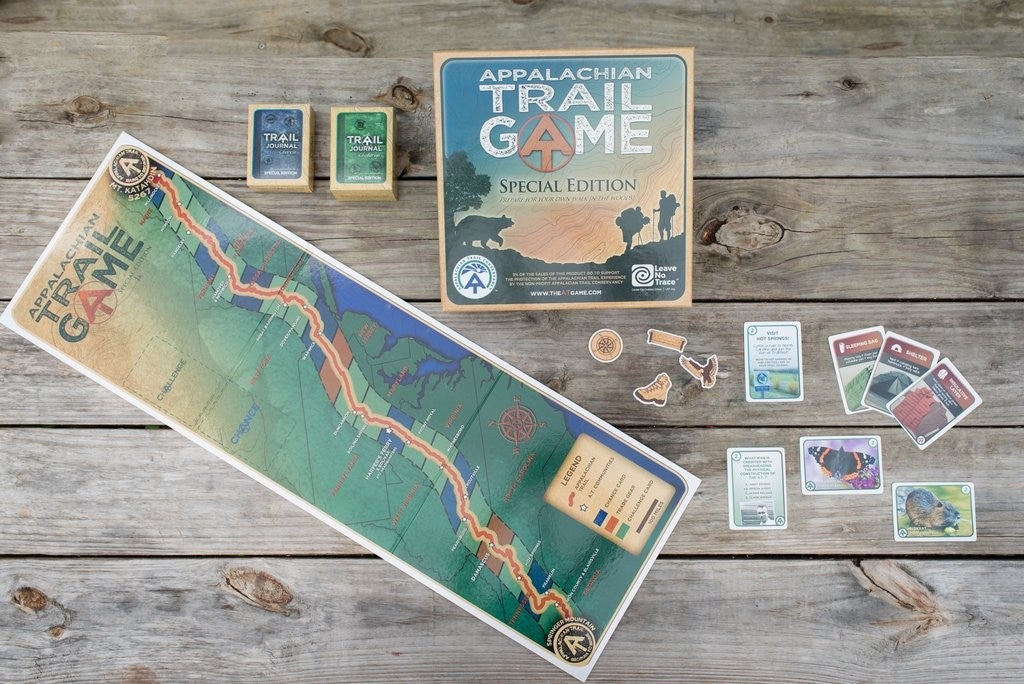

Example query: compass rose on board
[489,396,545,455]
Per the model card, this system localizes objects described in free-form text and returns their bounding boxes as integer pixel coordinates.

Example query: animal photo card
[434,49,694,311]
[799,435,882,495]
[892,482,977,541]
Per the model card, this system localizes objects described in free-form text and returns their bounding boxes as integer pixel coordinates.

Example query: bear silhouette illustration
[453,215,514,249]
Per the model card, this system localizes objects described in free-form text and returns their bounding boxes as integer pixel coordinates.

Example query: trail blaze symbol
[119,157,142,177]
[491,396,545,454]
[518,114,575,172]
[75,283,117,323]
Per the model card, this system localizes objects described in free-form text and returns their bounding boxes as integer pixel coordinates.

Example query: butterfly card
[799,436,882,495]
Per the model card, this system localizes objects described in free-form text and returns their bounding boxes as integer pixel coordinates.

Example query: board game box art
[1,133,699,681]
[433,48,694,311]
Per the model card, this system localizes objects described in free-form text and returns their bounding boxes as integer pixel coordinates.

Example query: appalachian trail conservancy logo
[452,254,498,299]
[109,146,157,201]
[547,616,597,665]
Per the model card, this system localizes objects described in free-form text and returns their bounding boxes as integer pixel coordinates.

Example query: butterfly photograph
[799,436,882,494]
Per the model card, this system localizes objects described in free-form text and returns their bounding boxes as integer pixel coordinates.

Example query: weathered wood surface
[4,0,1023,58]
[4,557,1023,681]
[3,178,1023,301]
[2,427,1020,558]
[2,0,1023,681]
[1,302,1018,427]
[1,34,1022,178]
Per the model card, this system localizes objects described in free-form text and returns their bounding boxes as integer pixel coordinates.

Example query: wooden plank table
[2,1,1022,680]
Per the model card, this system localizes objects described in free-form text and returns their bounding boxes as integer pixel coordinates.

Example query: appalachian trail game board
[434,49,694,311]
[2,134,699,681]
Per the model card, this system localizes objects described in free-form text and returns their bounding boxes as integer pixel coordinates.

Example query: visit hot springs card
[1,134,699,681]
[434,49,694,311]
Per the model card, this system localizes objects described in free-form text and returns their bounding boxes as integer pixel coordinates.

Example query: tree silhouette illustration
[443,151,491,231]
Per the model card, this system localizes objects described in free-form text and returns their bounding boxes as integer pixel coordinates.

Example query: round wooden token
[588,328,623,363]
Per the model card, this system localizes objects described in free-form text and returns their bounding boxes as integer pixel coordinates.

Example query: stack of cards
[827,328,982,449]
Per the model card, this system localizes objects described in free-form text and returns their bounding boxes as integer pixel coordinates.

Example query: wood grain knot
[698,206,785,253]
[224,567,294,615]
[63,95,115,124]
[375,78,425,112]
[851,559,962,650]
[838,77,863,91]
[11,585,73,638]
[322,25,371,56]
[11,586,49,613]
[543,366,570,393]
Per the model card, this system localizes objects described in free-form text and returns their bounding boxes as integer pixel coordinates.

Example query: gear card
[544,434,679,555]
[727,448,788,529]
[744,322,803,402]
[799,436,882,495]
[893,482,977,541]
[888,359,982,450]
[828,326,885,414]
[862,332,938,415]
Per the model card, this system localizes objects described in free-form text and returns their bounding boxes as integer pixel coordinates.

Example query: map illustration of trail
[3,135,698,681]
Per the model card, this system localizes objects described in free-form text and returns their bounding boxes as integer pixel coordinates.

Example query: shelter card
[799,435,882,495]
[828,326,885,414]
[727,448,788,529]
[892,482,977,542]
[861,332,938,416]
[887,359,982,450]
[744,322,803,402]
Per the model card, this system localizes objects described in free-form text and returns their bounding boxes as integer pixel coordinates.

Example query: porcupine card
[892,482,977,541]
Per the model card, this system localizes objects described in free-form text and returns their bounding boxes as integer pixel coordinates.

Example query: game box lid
[434,48,694,311]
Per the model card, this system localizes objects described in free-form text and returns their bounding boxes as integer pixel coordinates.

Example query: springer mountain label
[434,49,694,311]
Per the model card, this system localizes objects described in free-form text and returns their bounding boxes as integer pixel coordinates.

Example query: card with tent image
[861,332,939,416]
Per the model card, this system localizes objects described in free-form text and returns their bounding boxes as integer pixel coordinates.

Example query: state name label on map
[544,434,677,555]
[1,133,699,682]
